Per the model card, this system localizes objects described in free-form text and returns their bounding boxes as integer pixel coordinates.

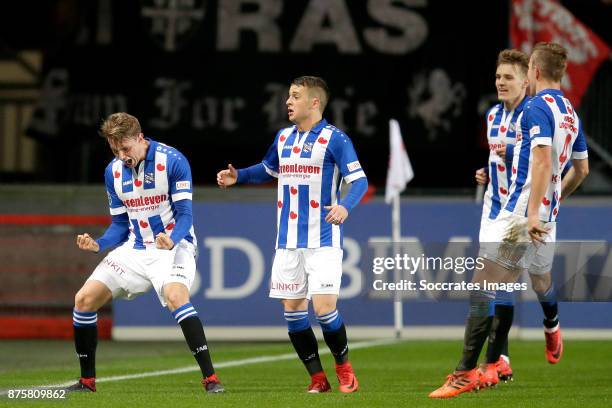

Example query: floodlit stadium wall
[113,191,612,341]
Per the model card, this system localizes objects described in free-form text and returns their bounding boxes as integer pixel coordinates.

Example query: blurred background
[0,0,611,341]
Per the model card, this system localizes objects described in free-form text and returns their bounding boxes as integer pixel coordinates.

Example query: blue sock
[73,309,98,378]
[285,311,322,374]
[284,310,310,332]
[495,290,515,307]
[171,303,199,324]
[317,310,348,364]
[73,309,97,327]
[486,291,514,362]
[537,283,559,328]
[316,310,343,332]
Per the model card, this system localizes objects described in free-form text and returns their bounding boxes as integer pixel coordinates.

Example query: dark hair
[497,49,529,76]
[532,42,568,82]
[291,76,330,113]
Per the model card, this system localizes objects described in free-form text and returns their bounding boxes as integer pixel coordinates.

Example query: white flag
[385,119,414,203]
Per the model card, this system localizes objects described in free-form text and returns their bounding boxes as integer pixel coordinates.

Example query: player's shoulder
[105,158,120,174]
[154,141,189,163]
[275,125,296,138]
[324,123,352,144]
[523,95,551,119]
[487,103,503,117]
[527,94,553,110]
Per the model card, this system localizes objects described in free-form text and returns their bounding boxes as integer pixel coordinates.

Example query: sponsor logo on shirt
[347,161,361,172]
[559,116,577,133]
[176,181,191,190]
[279,164,321,175]
[123,194,168,208]
[529,125,540,137]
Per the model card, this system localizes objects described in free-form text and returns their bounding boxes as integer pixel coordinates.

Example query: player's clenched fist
[76,233,100,252]
[217,163,238,188]
[475,168,488,185]
[155,232,175,250]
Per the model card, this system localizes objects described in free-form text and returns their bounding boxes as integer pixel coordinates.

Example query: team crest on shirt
[144,172,155,184]
[303,142,314,153]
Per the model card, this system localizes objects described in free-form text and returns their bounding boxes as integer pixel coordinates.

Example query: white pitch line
[0,338,398,395]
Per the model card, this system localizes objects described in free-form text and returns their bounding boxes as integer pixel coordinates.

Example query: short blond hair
[532,42,568,82]
[100,112,141,143]
[497,49,529,76]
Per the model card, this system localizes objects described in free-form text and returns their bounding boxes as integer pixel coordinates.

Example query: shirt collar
[536,88,563,98]
[516,95,529,112]
[144,137,157,161]
[503,95,529,114]
[295,118,328,135]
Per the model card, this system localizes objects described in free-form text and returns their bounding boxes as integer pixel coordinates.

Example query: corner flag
[384,119,414,339]
[385,119,414,203]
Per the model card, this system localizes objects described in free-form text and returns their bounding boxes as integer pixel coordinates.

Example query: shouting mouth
[124,157,135,168]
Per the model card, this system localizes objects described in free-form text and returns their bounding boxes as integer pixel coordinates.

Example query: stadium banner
[113,200,612,340]
[26,0,508,188]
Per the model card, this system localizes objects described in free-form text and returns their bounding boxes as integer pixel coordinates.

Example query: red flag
[510,0,611,107]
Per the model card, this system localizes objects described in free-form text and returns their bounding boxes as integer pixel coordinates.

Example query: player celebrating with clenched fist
[68,113,224,394]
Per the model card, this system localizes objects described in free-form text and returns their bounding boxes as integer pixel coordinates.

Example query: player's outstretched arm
[217,163,238,188]
[218,162,275,188]
[76,233,100,252]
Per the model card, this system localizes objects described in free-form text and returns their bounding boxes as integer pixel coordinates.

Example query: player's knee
[530,276,551,294]
[281,299,307,312]
[532,280,548,294]
[74,290,99,312]
[313,303,335,316]
[164,290,189,311]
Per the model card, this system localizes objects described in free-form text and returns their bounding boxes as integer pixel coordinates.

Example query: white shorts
[88,240,197,306]
[479,210,556,275]
[269,247,343,300]
[478,216,494,244]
